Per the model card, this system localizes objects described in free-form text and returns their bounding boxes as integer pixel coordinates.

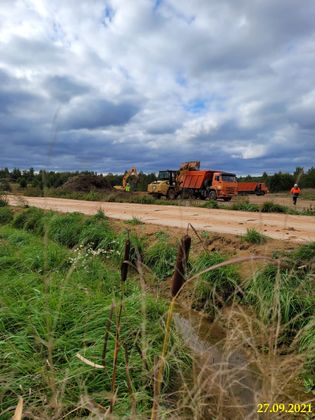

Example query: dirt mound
[61,174,112,192]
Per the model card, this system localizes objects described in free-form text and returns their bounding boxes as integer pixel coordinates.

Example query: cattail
[121,238,131,282]
[171,234,191,297]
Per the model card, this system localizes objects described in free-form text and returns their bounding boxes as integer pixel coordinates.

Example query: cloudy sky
[0,0,315,175]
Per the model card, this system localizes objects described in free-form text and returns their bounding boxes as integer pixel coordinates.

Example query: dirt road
[8,195,315,243]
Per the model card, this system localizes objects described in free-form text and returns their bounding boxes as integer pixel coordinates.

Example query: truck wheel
[153,193,161,199]
[209,190,217,200]
[223,197,231,202]
[167,189,176,200]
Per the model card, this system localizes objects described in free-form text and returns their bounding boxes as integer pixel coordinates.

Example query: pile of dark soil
[61,174,112,192]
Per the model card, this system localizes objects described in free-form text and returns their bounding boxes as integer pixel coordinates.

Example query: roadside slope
[8,195,315,243]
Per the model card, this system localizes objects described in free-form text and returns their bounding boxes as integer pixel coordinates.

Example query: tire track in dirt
[8,195,315,243]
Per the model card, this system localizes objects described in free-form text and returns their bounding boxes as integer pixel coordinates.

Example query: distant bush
[0,179,11,192]
[0,207,13,224]
[261,201,288,213]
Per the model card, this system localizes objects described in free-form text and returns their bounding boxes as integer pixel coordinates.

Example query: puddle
[173,306,261,419]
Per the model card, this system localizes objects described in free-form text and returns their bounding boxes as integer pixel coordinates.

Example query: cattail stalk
[171,234,191,297]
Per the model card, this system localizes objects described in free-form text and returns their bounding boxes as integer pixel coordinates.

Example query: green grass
[231,200,260,212]
[0,224,191,418]
[144,239,177,280]
[191,252,240,317]
[244,263,314,343]
[242,228,267,244]
[202,200,219,209]
[0,207,13,224]
[261,201,289,213]
[1,207,314,415]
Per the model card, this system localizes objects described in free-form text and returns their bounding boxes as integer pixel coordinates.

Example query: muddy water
[173,306,261,419]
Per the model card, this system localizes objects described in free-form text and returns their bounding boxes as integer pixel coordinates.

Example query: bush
[261,201,288,213]
[0,179,11,192]
[0,207,13,224]
[242,228,267,244]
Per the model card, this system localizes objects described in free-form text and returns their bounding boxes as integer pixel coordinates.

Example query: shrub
[242,228,267,244]
[261,201,288,213]
[0,207,13,224]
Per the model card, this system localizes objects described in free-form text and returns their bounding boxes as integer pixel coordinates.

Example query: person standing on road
[290,184,301,205]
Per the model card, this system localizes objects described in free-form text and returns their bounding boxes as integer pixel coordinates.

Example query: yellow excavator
[114,166,138,191]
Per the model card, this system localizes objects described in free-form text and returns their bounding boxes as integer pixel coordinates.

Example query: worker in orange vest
[290,184,301,205]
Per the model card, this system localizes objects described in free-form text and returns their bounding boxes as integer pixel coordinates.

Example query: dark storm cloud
[57,98,139,130]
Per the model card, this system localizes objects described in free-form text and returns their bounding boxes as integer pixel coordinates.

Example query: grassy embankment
[0,203,314,418]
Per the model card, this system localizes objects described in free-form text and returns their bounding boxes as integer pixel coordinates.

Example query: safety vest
[290,187,301,195]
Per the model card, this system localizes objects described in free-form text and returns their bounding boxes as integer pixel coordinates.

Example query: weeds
[261,201,288,213]
[242,228,267,244]
[231,199,260,212]
[125,217,144,225]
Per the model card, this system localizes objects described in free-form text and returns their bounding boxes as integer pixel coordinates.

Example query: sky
[0,0,315,175]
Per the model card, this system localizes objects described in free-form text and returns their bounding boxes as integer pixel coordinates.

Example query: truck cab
[147,170,178,199]
[208,172,238,201]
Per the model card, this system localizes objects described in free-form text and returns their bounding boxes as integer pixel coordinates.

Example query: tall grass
[0,224,190,418]
[191,252,240,316]
[1,207,314,417]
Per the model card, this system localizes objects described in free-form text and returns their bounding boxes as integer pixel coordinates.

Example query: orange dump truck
[179,170,238,201]
[237,182,268,196]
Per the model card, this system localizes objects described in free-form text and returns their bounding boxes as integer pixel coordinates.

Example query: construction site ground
[8,195,315,243]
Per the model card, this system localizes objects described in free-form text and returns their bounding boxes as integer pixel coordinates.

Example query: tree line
[1,166,315,193]
[0,168,156,192]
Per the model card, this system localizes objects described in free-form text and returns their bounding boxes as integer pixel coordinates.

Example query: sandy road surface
[8,195,315,243]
